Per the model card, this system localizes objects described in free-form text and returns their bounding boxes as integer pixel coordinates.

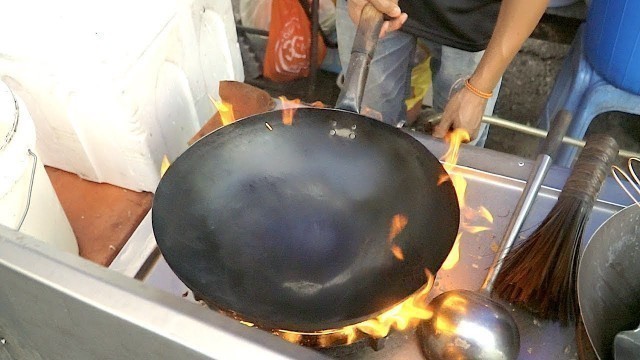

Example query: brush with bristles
[492,134,619,325]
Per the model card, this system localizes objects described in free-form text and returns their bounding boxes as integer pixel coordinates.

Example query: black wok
[152,5,459,332]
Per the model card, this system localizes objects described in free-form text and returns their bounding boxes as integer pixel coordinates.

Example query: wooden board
[45,167,153,267]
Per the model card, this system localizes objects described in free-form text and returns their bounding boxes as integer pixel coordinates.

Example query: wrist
[464,78,493,100]
[468,63,499,93]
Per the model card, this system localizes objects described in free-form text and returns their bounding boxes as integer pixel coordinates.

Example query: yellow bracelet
[464,79,493,99]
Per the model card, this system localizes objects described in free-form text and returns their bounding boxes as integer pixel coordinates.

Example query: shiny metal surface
[416,150,555,360]
[0,127,632,360]
[361,134,625,360]
[416,152,551,360]
[420,290,519,360]
[578,205,640,360]
[0,225,327,360]
[482,110,571,292]
[417,112,572,360]
[483,155,552,291]
[426,113,640,160]
[135,132,630,359]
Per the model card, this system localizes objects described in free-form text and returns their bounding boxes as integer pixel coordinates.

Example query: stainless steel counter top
[0,226,326,360]
[114,132,631,359]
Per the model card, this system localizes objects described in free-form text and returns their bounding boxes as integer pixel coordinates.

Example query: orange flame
[477,206,494,223]
[209,95,236,126]
[440,129,470,208]
[279,331,303,344]
[388,214,408,261]
[437,174,450,186]
[273,270,435,346]
[434,293,469,334]
[160,155,171,178]
[439,129,494,271]
[352,269,435,338]
[388,214,408,242]
[465,226,492,234]
[391,245,405,261]
[279,96,301,126]
[441,233,462,271]
[277,326,360,348]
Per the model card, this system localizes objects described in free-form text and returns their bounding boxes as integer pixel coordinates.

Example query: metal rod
[426,113,640,159]
[307,0,320,100]
[481,110,571,292]
[482,155,552,292]
[234,25,269,37]
[483,115,640,159]
[17,150,37,231]
[611,157,640,206]
[296,0,337,48]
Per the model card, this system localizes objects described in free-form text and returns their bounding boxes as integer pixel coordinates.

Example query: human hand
[347,0,408,37]
[432,86,488,141]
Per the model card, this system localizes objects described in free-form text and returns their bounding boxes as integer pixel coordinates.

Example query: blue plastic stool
[538,25,640,167]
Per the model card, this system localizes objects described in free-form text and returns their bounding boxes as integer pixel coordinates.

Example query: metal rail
[426,113,640,159]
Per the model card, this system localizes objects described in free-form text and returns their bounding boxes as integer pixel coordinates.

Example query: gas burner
[192,292,389,350]
[275,329,383,350]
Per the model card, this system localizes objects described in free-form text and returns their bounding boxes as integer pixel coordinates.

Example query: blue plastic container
[585,0,640,95]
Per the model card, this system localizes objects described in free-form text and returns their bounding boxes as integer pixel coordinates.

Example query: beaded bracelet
[464,79,493,99]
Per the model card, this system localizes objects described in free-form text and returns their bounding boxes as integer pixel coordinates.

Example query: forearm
[469,0,550,92]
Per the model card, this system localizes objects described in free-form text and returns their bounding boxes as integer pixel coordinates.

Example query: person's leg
[336,0,416,126]
[422,40,502,147]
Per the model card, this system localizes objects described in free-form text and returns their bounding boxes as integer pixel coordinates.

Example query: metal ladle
[418,111,573,359]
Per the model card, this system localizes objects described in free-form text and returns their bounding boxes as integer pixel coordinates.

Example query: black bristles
[491,134,619,325]
[492,197,587,324]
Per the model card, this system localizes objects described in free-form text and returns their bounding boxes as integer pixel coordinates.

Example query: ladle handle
[335,4,384,113]
[481,110,572,293]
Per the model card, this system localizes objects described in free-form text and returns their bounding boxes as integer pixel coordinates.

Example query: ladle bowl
[419,289,519,360]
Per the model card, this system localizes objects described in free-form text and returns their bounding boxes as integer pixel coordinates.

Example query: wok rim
[152,107,460,332]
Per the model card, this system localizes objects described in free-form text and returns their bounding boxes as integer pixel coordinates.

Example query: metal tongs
[612,157,640,206]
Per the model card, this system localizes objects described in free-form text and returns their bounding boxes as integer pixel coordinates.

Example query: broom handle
[481,110,572,293]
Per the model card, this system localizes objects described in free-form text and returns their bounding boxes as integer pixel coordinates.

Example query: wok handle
[482,110,572,293]
[334,4,384,113]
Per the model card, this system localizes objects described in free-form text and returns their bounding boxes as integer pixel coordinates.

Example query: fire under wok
[151,5,460,332]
